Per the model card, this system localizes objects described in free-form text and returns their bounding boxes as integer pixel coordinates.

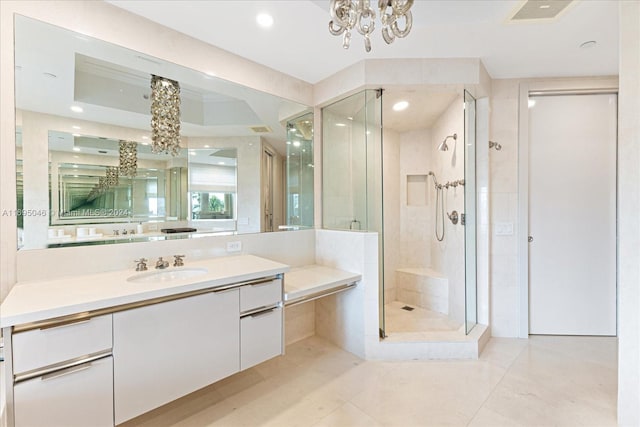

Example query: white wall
[16,228,316,283]
[398,129,434,270]
[617,1,640,424]
[488,79,521,337]
[315,229,380,359]
[382,128,400,303]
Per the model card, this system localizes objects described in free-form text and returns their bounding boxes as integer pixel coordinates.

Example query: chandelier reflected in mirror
[119,140,138,178]
[150,75,182,156]
[105,166,119,187]
[329,0,413,52]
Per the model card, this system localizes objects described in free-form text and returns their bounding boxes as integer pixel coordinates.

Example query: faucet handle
[135,258,148,271]
[173,255,185,267]
[155,257,169,269]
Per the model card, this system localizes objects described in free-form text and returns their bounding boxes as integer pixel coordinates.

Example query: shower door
[464,91,477,334]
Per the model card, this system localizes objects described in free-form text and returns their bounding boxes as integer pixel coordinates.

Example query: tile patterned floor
[122,335,618,427]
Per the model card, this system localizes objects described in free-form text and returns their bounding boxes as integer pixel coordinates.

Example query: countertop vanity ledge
[284,265,362,302]
[0,254,289,328]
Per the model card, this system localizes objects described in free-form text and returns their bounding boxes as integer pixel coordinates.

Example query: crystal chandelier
[105,166,119,187]
[329,0,413,52]
[150,75,182,156]
[118,140,138,178]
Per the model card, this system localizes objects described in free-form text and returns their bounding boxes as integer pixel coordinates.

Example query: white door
[529,93,617,336]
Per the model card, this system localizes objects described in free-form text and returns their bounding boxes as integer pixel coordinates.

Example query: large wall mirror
[15,15,314,250]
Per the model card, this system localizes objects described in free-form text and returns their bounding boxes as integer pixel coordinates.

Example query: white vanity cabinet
[1,255,288,427]
[10,315,114,427]
[113,288,240,424]
[240,278,284,370]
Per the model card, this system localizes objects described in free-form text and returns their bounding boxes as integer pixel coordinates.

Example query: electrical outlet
[226,241,242,252]
[494,222,514,236]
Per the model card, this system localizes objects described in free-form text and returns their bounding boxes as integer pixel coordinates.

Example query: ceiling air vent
[249,126,271,133]
[510,0,573,21]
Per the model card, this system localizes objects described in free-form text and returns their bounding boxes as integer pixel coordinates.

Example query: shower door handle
[528,236,533,243]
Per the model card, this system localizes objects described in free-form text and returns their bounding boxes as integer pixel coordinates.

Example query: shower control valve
[447,210,459,225]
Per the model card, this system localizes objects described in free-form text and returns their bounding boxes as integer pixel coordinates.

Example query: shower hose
[428,172,445,242]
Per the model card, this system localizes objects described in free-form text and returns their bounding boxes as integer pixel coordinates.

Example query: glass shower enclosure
[322,88,477,338]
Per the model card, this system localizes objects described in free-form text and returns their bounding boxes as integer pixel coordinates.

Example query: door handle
[528,236,533,242]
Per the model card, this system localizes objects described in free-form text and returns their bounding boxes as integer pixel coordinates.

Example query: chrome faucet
[173,255,185,267]
[135,258,148,271]
[155,257,169,269]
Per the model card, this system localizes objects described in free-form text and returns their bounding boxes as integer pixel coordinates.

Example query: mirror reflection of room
[14,15,313,250]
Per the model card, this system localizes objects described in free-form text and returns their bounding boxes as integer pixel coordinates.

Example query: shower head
[438,133,457,151]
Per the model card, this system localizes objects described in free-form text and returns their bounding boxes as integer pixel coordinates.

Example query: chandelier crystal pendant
[329,0,413,52]
[118,140,138,178]
[105,166,119,187]
[150,75,182,156]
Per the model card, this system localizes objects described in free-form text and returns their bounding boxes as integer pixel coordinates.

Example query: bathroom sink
[127,267,208,283]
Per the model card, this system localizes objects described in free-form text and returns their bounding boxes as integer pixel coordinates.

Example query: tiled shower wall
[488,79,520,337]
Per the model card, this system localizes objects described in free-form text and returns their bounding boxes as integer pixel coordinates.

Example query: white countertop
[284,265,361,302]
[0,255,289,328]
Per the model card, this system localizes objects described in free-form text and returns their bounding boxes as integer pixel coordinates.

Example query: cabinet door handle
[41,362,92,381]
[250,307,278,318]
[213,287,238,294]
[249,279,275,288]
[39,318,92,331]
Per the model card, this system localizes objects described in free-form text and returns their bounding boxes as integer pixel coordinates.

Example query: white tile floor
[384,301,462,333]
[123,335,618,427]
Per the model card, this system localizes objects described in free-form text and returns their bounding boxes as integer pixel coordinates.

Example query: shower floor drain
[401,305,415,311]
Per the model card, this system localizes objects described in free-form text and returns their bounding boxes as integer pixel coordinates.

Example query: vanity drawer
[240,278,282,312]
[14,355,114,427]
[240,306,283,370]
[12,314,112,374]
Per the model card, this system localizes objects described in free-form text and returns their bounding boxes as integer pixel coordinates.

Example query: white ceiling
[107,0,619,84]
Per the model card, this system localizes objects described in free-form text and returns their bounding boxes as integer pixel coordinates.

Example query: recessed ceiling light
[70,105,83,113]
[72,133,81,137]
[528,99,536,108]
[204,145,210,148]
[256,13,274,28]
[393,101,409,111]
[72,125,81,130]
[580,40,597,49]
[539,4,551,9]
[72,147,81,152]
[335,123,347,127]
[293,141,301,147]
[347,116,354,121]
[141,142,150,146]
[218,161,225,165]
